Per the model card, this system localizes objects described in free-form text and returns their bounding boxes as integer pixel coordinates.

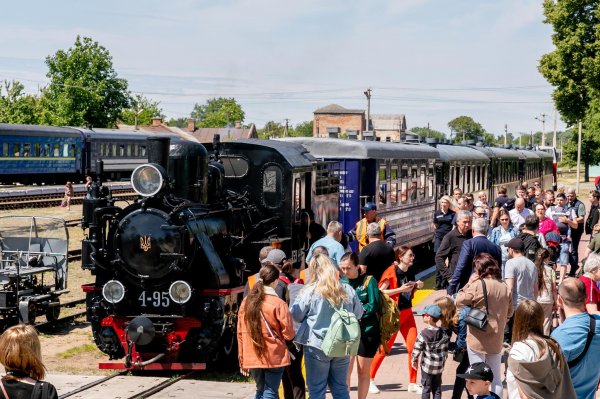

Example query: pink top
[539,217,559,236]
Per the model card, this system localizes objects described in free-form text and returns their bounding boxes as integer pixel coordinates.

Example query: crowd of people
[237,182,600,399]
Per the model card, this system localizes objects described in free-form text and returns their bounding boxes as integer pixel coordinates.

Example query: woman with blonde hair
[238,263,295,399]
[0,324,58,398]
[291,254,363,399]
[506,300,575,399]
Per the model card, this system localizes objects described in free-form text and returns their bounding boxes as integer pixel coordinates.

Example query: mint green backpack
[320,301,361,357]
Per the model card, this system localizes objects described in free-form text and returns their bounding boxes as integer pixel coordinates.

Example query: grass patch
[57,343,99,359]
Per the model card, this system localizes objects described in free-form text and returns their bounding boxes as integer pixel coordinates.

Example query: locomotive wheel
[45,301,60,322]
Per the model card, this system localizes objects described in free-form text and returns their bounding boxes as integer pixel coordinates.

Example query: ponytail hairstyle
[534,248,550,294]
[244,263,280,359]
[512,300,566,370]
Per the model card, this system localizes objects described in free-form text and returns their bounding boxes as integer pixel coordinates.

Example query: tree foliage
[120,94,165,126]
[167,117,189,128]
[191,97,244,128]
[40,36,129,128]
[410,126,446,140]
[258,120,285,138]
[447,116,485,142]
[291,120,313,137]
[539,0,600,180]
[0,80,40,124]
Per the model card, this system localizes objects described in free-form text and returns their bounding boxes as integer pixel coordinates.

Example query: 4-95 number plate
[138,291,170,308]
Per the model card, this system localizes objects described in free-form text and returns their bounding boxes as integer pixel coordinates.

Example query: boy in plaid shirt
[411,304,449,399]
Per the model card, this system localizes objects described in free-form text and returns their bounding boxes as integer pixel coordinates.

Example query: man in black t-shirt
[358,222,396,282]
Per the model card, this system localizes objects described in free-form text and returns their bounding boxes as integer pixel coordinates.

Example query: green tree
[191,97,244,128]
[40,36,129,128]
[120,94,165,127]
[447,116,485,142]
[258,120,284,138]
[539,0,600,181]
[291,121,313,137]
[410,126,446,140]
[167,117,189,128]
[0,80,40,124]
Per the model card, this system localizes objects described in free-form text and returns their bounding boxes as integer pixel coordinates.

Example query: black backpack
[518,233,541,262]
[502,197,516,212]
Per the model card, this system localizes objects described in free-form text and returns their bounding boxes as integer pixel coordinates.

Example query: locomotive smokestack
[147,137,171,170]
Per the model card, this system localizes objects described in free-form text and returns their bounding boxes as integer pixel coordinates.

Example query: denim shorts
[558,241,570,266]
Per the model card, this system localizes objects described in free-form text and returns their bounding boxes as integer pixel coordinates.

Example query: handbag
[464,279,489,331]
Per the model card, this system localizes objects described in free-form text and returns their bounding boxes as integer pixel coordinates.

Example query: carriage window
[23,143,30,157]
[69,144,75,157]
[62,144,69,157]
[428,163,435,198]
[221,156,249,178]
[112,144,117,157]
[119,145,125,157]
[316,163,339,196]
[127,144,132,157]
[419,164,426,201]
[262,165,283,208]
[33,143,40,157]
[53,144,60,157]
[41,144,50,157]
[400,164,409,204]
[140,146,147,157]
[2,143,7,157]
[294,178,302,215]
[13,143,20,157]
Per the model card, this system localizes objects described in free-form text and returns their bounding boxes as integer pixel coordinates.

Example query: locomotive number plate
[138,291,170,308]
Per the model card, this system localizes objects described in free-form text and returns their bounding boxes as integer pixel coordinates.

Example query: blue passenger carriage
[0,124,83,184]
[283,138,439,251]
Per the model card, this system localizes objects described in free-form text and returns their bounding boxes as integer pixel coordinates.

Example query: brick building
[313,104,365,139]
[371,114,407,142]
[313,104,406,141]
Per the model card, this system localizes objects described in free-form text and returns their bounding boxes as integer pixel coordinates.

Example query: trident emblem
[140,236,151,252]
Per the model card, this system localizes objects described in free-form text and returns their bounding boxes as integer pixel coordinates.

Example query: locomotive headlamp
[131,164,167,197]
[102,280,125,304]
[169,280,192,304]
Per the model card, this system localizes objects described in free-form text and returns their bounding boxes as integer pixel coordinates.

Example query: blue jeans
[303,346,350,399]
[250,367,285,399]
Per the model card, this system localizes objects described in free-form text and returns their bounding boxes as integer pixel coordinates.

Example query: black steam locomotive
[80,136,333,370]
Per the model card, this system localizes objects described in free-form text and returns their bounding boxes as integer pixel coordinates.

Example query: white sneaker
[368,380,380,394]
[408,383,423,394]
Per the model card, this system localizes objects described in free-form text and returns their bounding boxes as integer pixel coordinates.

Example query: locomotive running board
[99,362,206,371]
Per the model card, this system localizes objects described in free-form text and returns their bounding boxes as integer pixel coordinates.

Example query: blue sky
[0,0,565,138]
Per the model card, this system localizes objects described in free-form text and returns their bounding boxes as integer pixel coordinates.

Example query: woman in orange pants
[369,245,424,394]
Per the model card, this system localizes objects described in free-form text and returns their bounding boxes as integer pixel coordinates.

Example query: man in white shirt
[508,198,532,230]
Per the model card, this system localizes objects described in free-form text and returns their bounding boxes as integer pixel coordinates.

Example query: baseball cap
[506,237,524,251]
[456,362,494,382]
[417,304,442,319]
[362,202,377,212]
[263,249,287,265]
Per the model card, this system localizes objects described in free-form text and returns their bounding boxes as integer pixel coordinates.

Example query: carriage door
[291,171,310,268]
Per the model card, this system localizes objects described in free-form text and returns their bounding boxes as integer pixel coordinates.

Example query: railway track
[0,188,137,210]
[57,370,200,399]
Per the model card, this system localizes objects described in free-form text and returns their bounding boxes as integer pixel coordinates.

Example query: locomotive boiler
[81,137,265,370]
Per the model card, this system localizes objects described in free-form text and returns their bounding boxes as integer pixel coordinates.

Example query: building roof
[371,114,407,131]
[188,125,257,143]
[313,104,365,115]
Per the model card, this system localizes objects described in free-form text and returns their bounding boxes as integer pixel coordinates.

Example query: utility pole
[504,124,508,145]
[284,118,290,137]
[553,109,557,149]
[535,113,547,146]
[576,121,582,193]
[364,88,372,133]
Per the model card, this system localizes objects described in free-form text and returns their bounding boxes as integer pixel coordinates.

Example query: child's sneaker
[408,383,423,394]
[368,380,380,394]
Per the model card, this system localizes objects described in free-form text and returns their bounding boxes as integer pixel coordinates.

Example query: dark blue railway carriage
[468,145,521,198]
[0,124,83,184]
[281,138,440,251]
